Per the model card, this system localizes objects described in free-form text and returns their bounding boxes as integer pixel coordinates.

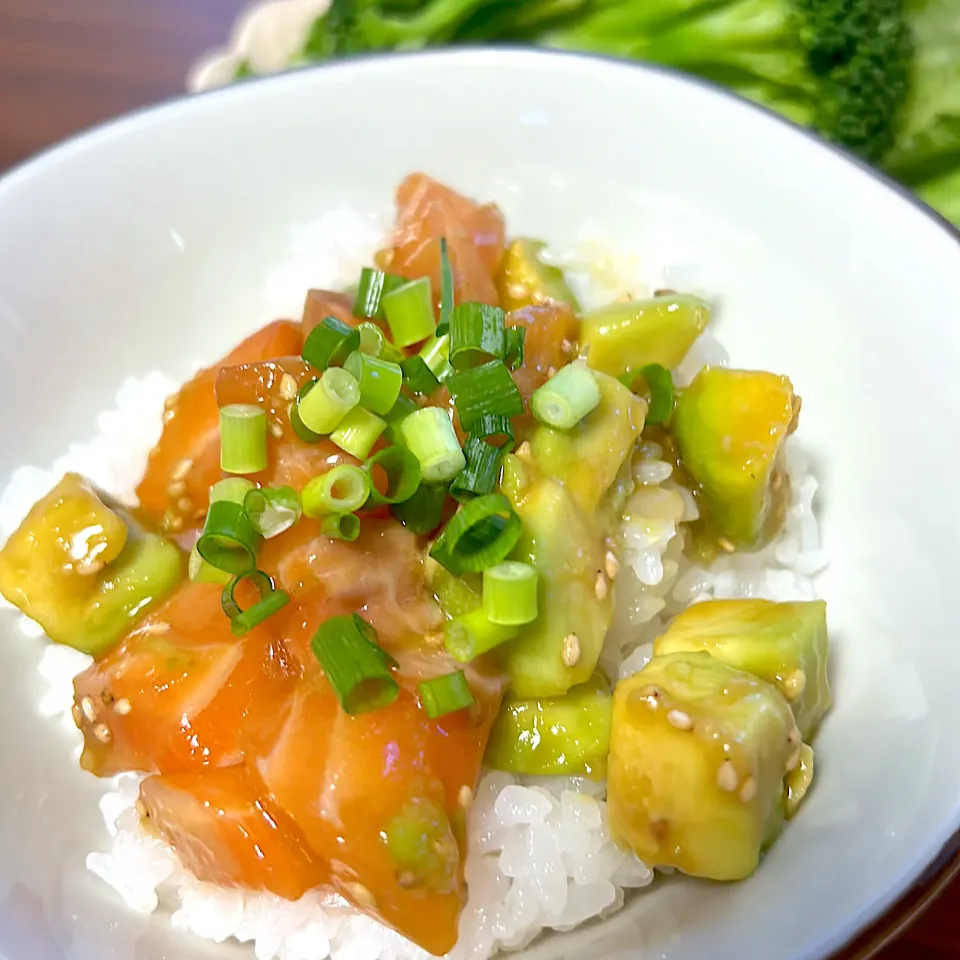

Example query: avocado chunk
[0,473,184,655]
[501,454,612,697]
[579,293,710,379]
[672,367,797,551]
[496,238,579,312]
[654,599,830,739]
[608,651,799,881]
[485,670,612,777]
[530,370,646,515]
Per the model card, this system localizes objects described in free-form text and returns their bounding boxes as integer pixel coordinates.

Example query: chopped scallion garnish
[444,607,519,662]
[429,493,522,575]
[311,613,399,714]
[418,334,454,383]
[243,486,302,539]
[390,482,449,534]
[353,268,406,321]
[383,392,419,446]
[321,512,361,541]
[382,277,436,348]
[504,326,525,370]
[197,500,261,575]
[343,351,403,415]
[448,359,524,431]
[482,561,539,626]
[302,316,361,371]
[302,464,371,517]
[450,437,502,501]
[210,477,256,505]
[418,670,475,718]
[290,379,323,443]
[401,407,466,483]
[221,568,273,618]
[401,356,441,397]
[364,445,422,505]
[356,321,404,363]
[188,544,232,584]
[297,367,360,435]
[436,236,454,337]
[531,362,601,430]
[638,362,675,425]
[219,404,268,474]
[466,413,515,450]
[449,303,506,370]
[330,406,387,460]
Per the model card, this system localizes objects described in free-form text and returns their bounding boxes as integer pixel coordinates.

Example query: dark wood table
[0,1,957,957]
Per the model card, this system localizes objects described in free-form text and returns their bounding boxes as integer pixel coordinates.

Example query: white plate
[1,48,959,960]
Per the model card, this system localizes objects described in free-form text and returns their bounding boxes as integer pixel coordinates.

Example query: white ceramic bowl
[1,48,959,960]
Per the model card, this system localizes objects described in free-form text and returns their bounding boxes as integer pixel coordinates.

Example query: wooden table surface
[0,1,957,957]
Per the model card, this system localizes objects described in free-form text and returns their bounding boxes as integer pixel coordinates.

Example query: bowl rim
[1,44,958,960]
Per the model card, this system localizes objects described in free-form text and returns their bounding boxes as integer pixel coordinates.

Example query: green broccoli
[294,0,960,223]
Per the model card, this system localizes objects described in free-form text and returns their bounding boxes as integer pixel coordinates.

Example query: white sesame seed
[782,668,806,701]
[344,881,376,909]
[716,760,738,792]
[594,571,609,601]
[71,704,83,727]
[561,339,574,355]
[167,479,186,499]
[80,696,96,722]
[458,785,474,809]
[279,373,299,401]
[546,366,558,378]
[739,776,757,803]
[93,723,112,744]
[270,420,284,439]
[397,871,417,888]
[717,537,735,554]
[177,498,193,514]
[667,709,693,730]
[604,551,620,581]
[114,698,131,716]
[515,441,532,461]
[562,633,580,667]
[172,458,193,481]
[162,409,175,424]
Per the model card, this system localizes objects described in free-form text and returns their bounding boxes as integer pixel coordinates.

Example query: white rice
[0,218,825,960]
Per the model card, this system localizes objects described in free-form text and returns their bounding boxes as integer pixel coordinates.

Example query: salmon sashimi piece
[136,321,304,534]
[379,174,506,310]
[255,665,502,956]
[301,289,364,334]
[139,766,329,900]
[73,580,299,777]
[507,301,579,408]
[259,518,443,668]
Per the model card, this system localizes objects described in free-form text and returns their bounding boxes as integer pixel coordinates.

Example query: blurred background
[0,1,958,958]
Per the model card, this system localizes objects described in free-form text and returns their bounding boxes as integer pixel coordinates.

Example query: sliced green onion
[302,316,360,371]
[231,589,289,636]
[188,544,232,584]
[353,268,407,321]
[221,568,273,617]
[450,437,502,501]
[290,379,323,443]
[311,613,399,714]
[448,360,524,429]
[444,607,519,662]
[197,500,261,574]
[429,493,522,576]
[638,362,675,426]
[449,303,506,370]
[531,362,601,430]
[482,561,539,626]
[391,482,449,534]
[383,393,419,446]
[364,445,422,505]
[219,404,268,474]
[321,512,361,541]
[401,356,441,397]
[418,671,475,718]
[383,277,436,348]
[210,477,256,505]
[505,326,525,370]
[302,464,371,517]
[401,407,466,483]
[330,407,387,460]
[466,413,515,450]
[357,321,404,363]
[419,334,454,382]
[436,236,454,337]
[243,486,302,539]
[343,351,403,415]
[297,367,360,434]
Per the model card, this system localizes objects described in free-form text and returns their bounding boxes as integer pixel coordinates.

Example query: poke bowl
[0,47,959,960]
